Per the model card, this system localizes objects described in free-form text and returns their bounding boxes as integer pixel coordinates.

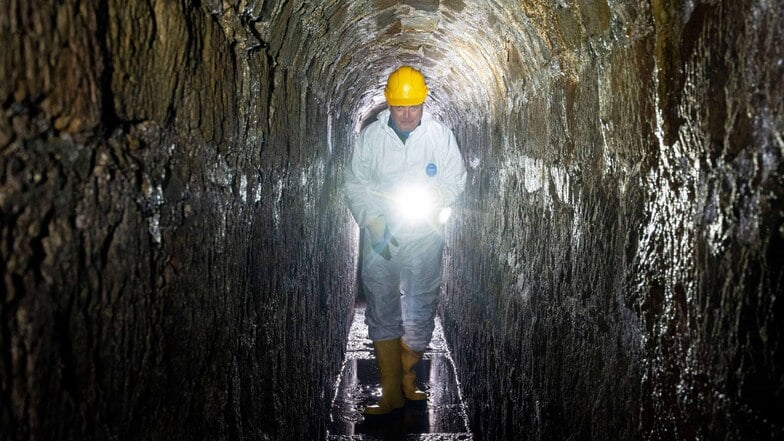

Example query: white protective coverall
[344,109,467,352]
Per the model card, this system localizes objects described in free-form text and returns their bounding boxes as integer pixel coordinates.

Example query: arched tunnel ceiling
[240,0,561,131]
[3,0,783,439]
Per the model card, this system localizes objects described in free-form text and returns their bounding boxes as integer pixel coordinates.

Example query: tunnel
[1,0,783,440]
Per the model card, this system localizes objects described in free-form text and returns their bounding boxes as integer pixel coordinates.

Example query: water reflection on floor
[327,302,473,441]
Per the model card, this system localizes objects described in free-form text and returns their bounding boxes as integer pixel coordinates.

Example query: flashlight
[392,184,452,225]
[393,184,434,223]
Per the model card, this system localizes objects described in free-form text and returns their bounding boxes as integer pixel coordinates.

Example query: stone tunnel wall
[1,1,357,440]
[441,0,783,440]
[2,0,783,440]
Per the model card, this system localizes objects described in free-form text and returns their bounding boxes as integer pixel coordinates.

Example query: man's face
[389,105,423,132]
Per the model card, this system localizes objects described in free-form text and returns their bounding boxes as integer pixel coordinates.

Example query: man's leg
[361,235,405,415]
[399,232,444,400]
[361,236,404,342]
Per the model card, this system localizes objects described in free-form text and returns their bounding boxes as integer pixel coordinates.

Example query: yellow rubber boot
[364,339,405,416]
[400,341,427,401]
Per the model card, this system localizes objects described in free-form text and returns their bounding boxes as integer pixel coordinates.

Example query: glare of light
[394,184,435,223]
[437,207,452,224]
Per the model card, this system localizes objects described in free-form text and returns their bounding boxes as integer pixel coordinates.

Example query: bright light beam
[394,184,435,223]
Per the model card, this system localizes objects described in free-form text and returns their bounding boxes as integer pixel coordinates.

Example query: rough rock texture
[1,0,782,440]
[1,1,357,440]
[442,1,784,440]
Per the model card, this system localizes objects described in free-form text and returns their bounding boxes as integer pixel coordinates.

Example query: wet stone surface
[3,0,782,439]
[327,303,472,441]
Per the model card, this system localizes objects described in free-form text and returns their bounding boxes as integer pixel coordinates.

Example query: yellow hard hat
[384,66,428,106]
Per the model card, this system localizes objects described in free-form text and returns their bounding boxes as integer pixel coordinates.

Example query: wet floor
[327,302,473,441]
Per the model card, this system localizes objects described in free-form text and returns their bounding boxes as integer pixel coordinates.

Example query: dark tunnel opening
[1,1,783,440]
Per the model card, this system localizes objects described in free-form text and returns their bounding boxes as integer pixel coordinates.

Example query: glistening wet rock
[1,1,782,440]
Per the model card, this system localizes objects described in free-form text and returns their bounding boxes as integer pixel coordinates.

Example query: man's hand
[367,216,398,260]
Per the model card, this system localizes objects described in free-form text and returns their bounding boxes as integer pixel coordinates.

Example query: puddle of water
[327,302,473,440]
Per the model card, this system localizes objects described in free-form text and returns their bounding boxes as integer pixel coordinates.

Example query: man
[344,66,467,416]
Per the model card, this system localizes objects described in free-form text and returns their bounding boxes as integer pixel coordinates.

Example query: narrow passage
[327,301,473,440]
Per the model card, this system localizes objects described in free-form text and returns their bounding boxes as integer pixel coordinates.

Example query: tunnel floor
[326,301,473,440]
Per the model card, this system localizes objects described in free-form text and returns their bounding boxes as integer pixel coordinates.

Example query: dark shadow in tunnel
[360,103,389,131]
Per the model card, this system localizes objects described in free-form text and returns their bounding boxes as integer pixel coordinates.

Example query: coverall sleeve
[435,130,467,207]
[344,131,384,227]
